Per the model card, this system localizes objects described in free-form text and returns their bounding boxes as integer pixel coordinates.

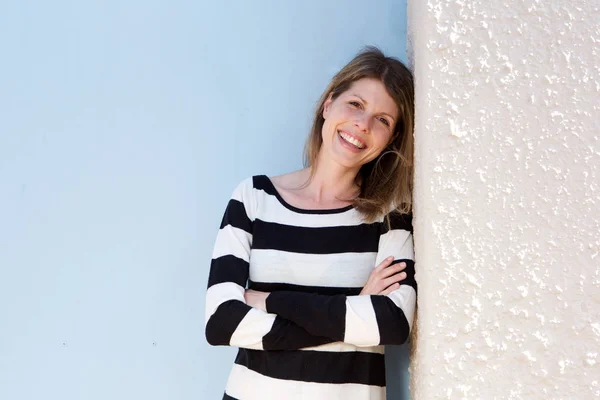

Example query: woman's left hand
[244,289,270,312]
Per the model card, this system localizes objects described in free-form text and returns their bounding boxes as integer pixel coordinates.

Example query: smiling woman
[304,48,414,221]
[205,46,415,400]
[323,78,398,165]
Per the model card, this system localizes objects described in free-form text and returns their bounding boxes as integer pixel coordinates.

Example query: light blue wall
[0,1,409,398]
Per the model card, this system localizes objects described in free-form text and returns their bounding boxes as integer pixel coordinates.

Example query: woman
[205,46,415,400]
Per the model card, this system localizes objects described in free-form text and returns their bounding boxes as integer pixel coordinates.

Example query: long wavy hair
[303,46,414,222]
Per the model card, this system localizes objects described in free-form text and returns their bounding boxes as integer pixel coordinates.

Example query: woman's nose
[353,113,371,133]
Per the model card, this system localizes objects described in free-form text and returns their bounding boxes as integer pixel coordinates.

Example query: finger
[379,283,400,296]
[391,261,407,271]
[379,261,406,278]
[374,256,395,272]
[383,272,407,288]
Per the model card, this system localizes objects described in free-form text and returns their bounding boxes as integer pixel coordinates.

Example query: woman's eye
[379,117,390,126]
[349,101,361,108]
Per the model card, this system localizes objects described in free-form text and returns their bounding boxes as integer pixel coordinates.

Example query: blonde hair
[303,46,414,222]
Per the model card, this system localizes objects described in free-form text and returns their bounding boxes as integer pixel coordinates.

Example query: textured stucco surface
[408,1,600,398]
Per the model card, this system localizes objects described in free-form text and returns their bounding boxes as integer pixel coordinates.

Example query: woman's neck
[303,158,360,204]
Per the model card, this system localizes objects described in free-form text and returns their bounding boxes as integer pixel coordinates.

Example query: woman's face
[320,77,399,171]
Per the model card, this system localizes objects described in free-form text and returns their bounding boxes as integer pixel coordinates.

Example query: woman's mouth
[337,130,366,150]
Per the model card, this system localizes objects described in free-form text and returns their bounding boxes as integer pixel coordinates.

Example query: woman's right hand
[360,256,407,296]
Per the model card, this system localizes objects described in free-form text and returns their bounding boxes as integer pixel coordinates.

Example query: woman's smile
[337,130,367,151]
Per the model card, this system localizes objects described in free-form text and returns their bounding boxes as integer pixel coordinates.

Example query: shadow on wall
[386,343,410,399]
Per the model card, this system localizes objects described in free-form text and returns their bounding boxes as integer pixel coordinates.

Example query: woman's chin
[326,152,368,170]
[318,144,376,171]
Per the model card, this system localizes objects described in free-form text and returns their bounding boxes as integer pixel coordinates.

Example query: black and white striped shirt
[205,175,416,400]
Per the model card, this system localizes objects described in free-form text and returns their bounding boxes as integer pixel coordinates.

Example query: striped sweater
[205,175,416,400]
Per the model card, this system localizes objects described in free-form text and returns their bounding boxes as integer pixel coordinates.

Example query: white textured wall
[408,1,599,398]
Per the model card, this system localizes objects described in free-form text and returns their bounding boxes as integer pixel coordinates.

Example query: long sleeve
[204,178,335,350]
[265,212,416,346]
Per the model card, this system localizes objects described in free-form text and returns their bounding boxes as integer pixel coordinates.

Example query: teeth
[339,131,364,149]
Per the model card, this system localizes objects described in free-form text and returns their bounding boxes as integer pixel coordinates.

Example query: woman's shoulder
[231,174,277,196]
[268,169,309,189]
[383,205,413,233]
[227,172,304,220]
[229,173,288,201]
[233,170,309,199]
[230,174,269,190]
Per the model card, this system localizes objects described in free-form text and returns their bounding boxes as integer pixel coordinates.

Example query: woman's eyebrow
[351,93,368,104]
[351,93,396,122]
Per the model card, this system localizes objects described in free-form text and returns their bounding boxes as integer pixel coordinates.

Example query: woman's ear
[322,93,334,119]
